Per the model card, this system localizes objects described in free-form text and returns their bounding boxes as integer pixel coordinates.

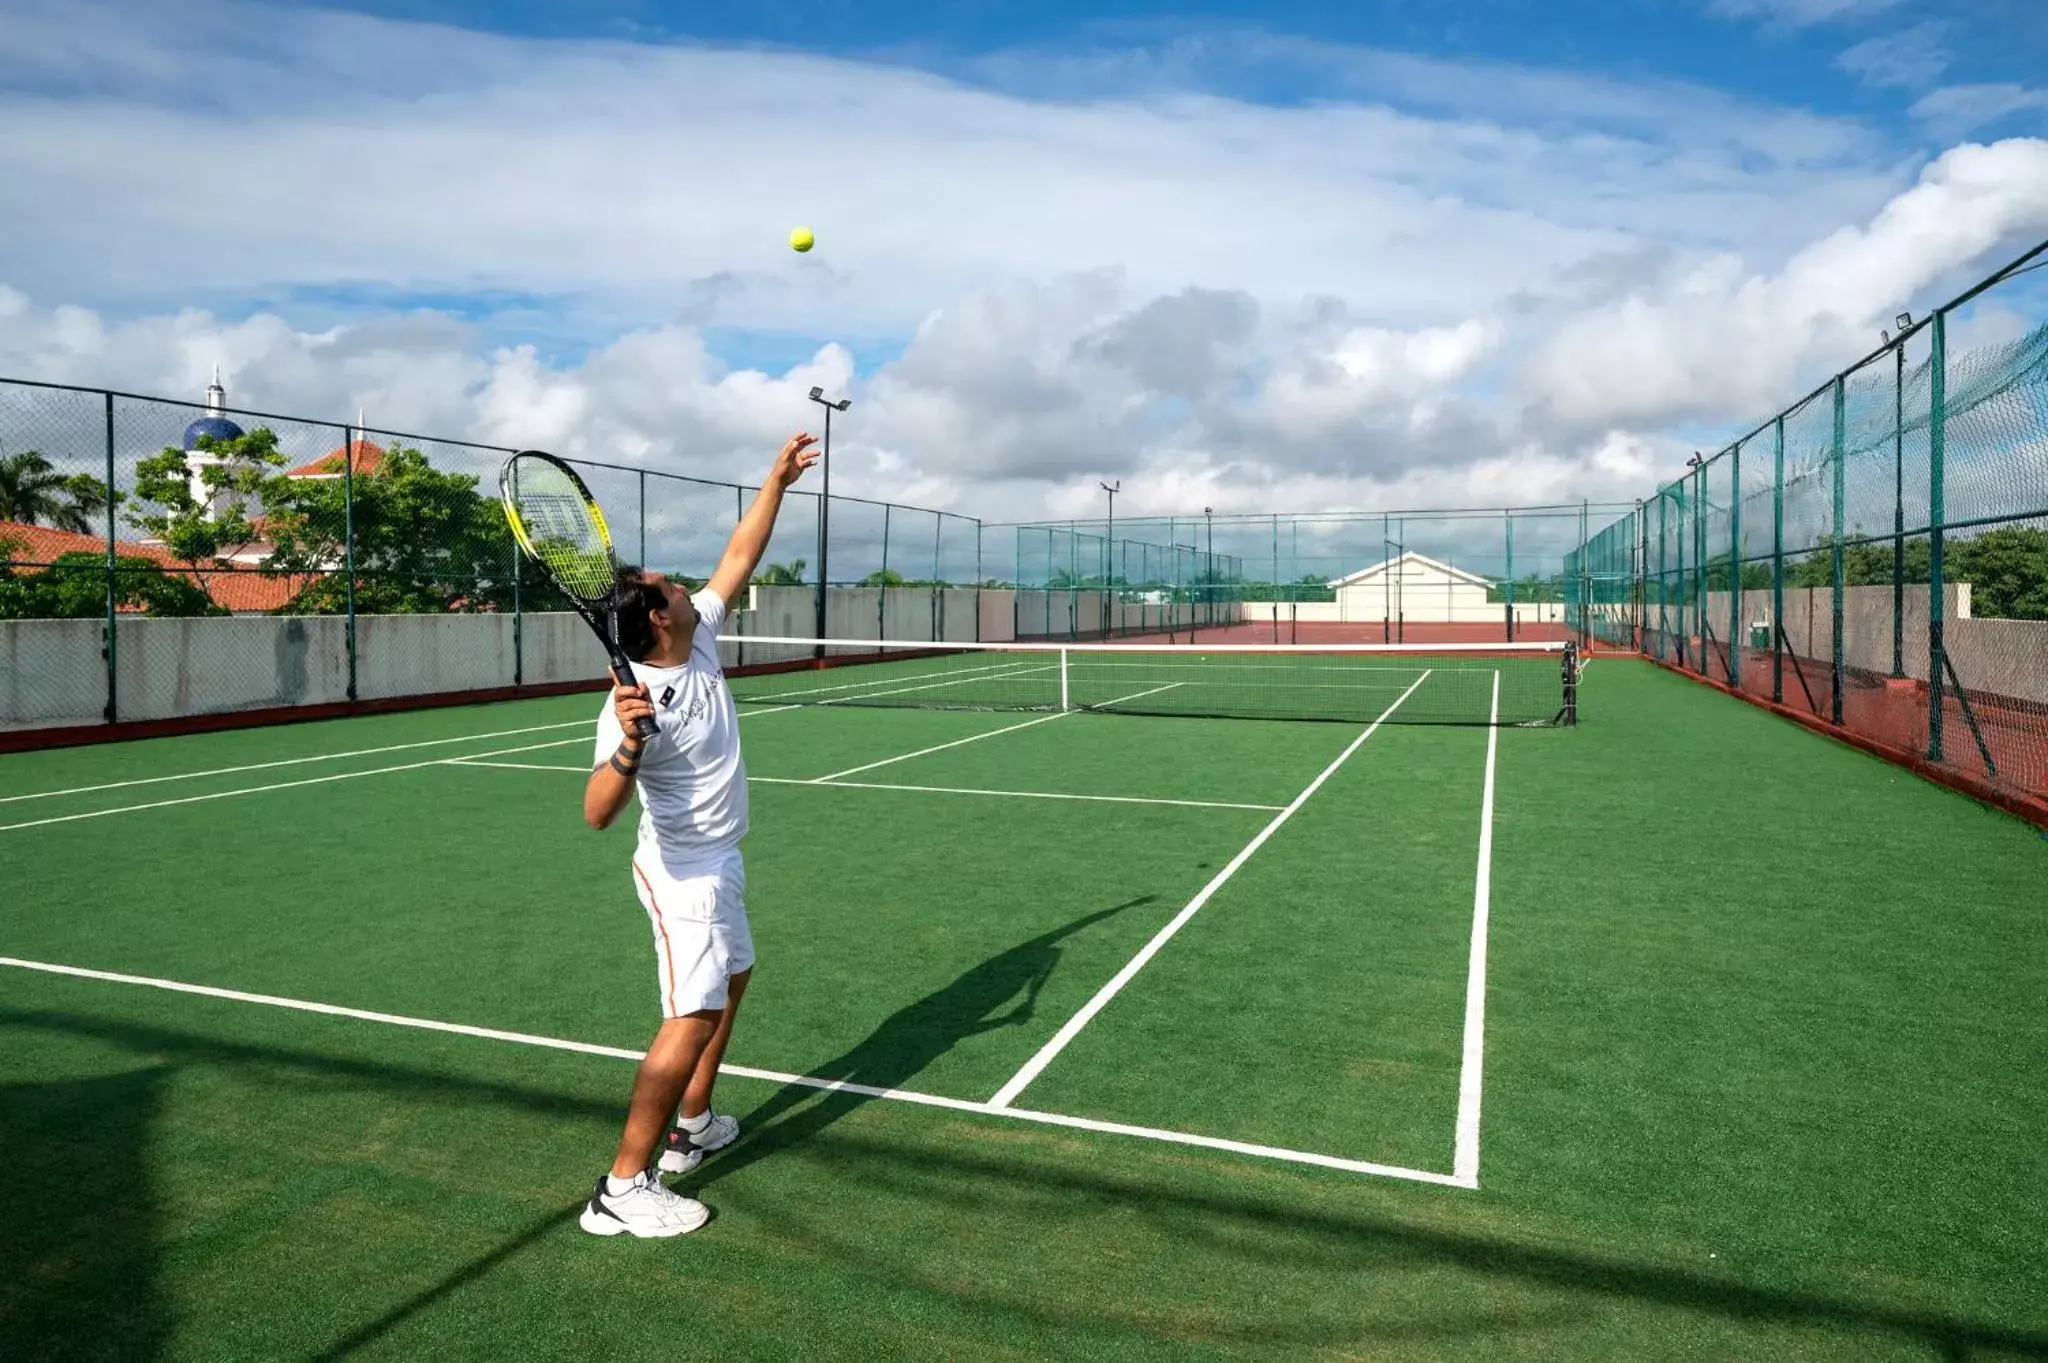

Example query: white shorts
[630,849,754,1018]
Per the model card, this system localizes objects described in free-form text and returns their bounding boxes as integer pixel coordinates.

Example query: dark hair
[608,566,669,662]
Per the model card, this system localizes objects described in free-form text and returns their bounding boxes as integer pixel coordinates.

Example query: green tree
[1949,527,2048,620]
[0,451,114,533]
[860,568,908,588]
[258,443,513,614]
[0,543,221,620]
[127,428,284,592]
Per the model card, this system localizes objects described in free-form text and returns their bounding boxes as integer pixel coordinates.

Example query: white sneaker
[579,1167,710,1238]
[658,1111,741,1174]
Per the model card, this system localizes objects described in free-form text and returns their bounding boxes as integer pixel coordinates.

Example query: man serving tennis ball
[579,430,820,1238]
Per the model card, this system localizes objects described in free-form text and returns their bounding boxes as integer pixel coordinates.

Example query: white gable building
[1328,552,1495,622]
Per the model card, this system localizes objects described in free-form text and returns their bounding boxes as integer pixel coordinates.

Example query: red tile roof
[285,439,385,479]
[0,520,311,613]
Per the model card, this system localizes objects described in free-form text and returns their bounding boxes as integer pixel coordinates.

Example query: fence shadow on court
[697,896,1153,1193]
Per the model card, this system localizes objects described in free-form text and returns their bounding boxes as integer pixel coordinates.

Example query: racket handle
[610,663,661,742]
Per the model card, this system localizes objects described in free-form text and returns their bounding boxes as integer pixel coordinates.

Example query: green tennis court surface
[3,658,2044,1360]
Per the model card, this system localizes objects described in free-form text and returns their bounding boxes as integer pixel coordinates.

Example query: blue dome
[183,415,244,450]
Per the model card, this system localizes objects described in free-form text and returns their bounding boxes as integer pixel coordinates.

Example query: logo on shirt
[658,685,676,708]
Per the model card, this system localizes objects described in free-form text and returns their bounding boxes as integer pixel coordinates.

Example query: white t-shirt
[593,589,746,870]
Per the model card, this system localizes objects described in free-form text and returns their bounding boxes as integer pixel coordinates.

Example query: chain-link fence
[1567,237,2048,825]
[997,524,1242,640]
[0,379,983,736]
[998,506,1631,643]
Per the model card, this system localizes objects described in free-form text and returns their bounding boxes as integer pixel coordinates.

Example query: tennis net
[719,636,1578,726]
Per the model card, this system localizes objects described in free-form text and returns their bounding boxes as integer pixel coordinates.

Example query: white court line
[811,681,1186,784]
[443,763,1280,813]
[986,671,1434,1111]
[0,955,1466,1189]
[0,719,593,806]
[1453,669,1501,1188]
[0,737,586,834]
[448,760,590,773]
[811,712,1075,782]
[755,776,1282,812]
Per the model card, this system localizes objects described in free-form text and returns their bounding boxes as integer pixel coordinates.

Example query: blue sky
[268,0,2048,132]
[0,0,2042,528]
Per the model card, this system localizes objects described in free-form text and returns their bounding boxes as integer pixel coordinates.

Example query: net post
[1830,374,1845,726]
[1927,310,1948,762]
[1563,641,1579,726]
[1728,443,1741,690]
[102,391,118,724]
[343,422,358,703]
[1772,415,1785,704]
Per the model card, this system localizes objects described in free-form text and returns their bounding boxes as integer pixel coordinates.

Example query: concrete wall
[1241,600,1567,625]
[0,586,1008,731]
[1647,583,2048,704]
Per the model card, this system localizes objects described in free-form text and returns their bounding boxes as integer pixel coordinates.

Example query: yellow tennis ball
[789,227,815,253]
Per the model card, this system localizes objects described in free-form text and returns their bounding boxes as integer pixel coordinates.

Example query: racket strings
[504,460,616,601]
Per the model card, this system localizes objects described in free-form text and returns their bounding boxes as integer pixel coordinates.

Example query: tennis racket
[498,449,659,741]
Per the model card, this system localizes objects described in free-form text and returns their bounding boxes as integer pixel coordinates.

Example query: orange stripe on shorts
[633,860,680,1016]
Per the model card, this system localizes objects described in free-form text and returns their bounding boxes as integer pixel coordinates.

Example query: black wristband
[608,751,640,777]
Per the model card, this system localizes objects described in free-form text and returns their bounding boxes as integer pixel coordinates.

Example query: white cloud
[1910,83,2048,139]
[1521,138,2048,430]
[1835,24,1951,90]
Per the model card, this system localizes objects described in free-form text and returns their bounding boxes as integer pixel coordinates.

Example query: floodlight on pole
[806,387,852,649]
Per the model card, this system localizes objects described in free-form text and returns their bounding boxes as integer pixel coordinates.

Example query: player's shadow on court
[700,895,1153,1189]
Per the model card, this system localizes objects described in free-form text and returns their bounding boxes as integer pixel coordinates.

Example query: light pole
[807,386,851,648]
[1203,506,1213,631]
[1099,480,1119,637]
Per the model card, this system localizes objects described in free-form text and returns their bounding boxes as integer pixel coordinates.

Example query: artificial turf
[2,658,2044,1359]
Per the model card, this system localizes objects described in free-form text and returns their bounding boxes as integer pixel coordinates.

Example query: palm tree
[0,450,81,529]
[755,558,807,586]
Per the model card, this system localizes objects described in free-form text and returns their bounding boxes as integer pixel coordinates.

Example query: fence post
[637,469,647,569]
[1656,491,1667,661]
[1831,375,1846,725]
[343,423,358,703]
[1928,311,1948,761]
[1728,443,1741,689]
[1635,501,1647,650]
[879,502,891,640]
[103,392,118,723]
[1892,340,1906,678]
[1693,469,1705,672]
[1773,416,1785,704]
